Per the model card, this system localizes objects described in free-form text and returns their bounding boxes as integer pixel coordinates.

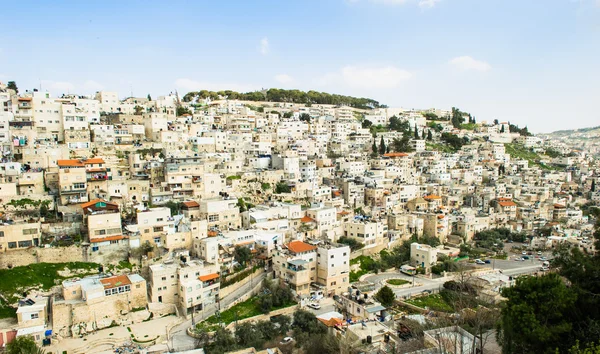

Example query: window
[0,231,3,237]
[8,242,17,249]
[153,226,163,232]
[31,313,39,319]
[23,228,38,235]
[162,277,167,281]
[95,229,106,236]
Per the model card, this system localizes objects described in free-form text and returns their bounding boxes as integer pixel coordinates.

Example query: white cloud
[449,56,491,72]
[259,37,269,55]
[418,0,440,8]
[274,74,294,85]
[174,78,260,93]
[316,65,412,90]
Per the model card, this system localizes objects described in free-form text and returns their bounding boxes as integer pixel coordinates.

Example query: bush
[337,236,364,251]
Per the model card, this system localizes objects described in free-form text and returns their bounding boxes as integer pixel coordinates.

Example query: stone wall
[219,268,265,299]
[0,245,129,269]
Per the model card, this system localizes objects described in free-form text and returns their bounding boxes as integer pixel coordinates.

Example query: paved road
[169,272,267,352]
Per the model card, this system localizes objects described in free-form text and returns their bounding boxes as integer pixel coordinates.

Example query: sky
[0,0,599,133]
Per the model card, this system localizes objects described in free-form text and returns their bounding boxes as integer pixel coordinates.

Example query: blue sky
[0,0,598,132]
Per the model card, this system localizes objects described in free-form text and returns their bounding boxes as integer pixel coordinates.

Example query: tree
[494,119,499,125]
[233,246,252,267]
[303,333,340,354]
[176,106,191,116]
[374,285,396,307]
[451,107,465,128]
[592,179,596,192]
[275,181,291,194]
[147,94,152,101]
[371,140,379,158]
[379,136,386,155]
[5,336,44,354]
[500,124,505,133]
[7,81,18,93]
[414,125,420,139]
[209,327,238,353]
[299,113,311,122]
[427,130,433,141]
[293,309,327,347]
[498,273,577,354]
[392,135,413,153]
[337,236,365,251]
[362,119,373,129]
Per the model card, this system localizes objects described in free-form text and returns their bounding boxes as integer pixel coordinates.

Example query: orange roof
[90,235,125,243]
[383,152,409,158]
[84,158,105,165]
[497,197,512,202]
[333,191,341,197]
[553,204,566,209]
[199,273,219,282]
[318,317,344,327]
[18,97,32,101]
[100,275,131,289]
[286,240,317,254]
[57,159,84,167]
[338,211,351,216]
[424,195,441,200]
[498,201,517,207]
[81,198,117,209]
[208,230,218,237]
[300,216,315,223]
[183,201,200,208]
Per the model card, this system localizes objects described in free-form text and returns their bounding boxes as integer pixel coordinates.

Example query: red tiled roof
[84,158,105,165]
[318,317,344,327]
[498,201,517,207]
[208,231,218,237]
[81,199,118,209]
[300,216,315,223]
[199,273,219,282]
[100,275,131,289]
[338,211,351,216]
[286,241,316,254]
[383,152,409,158]
[90,235,125,243]
[182,201,200,208]
[57,159,85,167]
[424,195,441,200]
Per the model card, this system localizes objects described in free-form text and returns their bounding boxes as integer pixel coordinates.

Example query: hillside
[545,125,600,137]
[182,88,384,109]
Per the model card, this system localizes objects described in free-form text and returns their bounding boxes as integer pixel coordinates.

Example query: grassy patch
[0,262,100,318]
[226,175,241,180]
[460,123,477,130]
[405,293,453,312]
[205,296,295,325]
[426,142,455,153]
[386,279,409,286]
[504,143,558,170]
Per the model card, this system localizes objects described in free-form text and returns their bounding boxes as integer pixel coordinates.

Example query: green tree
[209,327,238,353]
[362,119,373,129]
[427,130,433,141]
[299,113,311,122]
[379,136,386,155]
[371,140,378,158]
[392,135,413,153]
[5,336,44,354]
[7,81,18,93]
[498,273,577,354]
[414,125,420,139]
[337,236,364,251]
[275,181,291,193]
[176,106,192,116]
[303,333,340,354]
[233,246,252,267]
[147,94,152,101]
[500,125,505,133]
[374,285,396,307]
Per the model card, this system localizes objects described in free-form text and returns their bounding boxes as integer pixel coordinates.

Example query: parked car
[307,303,321,310]
[484,260,491,264]
[541,266,549,271]
[515,257,525,262]
[537,251,543,255]
[523,256,530,260]
[540,256,548,261]
[521,251,527,255]
[280,337,294,345]
[475,259,485,265]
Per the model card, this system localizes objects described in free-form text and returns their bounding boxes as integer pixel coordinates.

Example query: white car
[475,259,485,265]
[521,251,527,255]
[307,303,321,310]
[515,257,525,262]
[280,337,294,345]
[541,266,549,271]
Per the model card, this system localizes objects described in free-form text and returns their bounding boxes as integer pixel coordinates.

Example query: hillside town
[0,81,598,354]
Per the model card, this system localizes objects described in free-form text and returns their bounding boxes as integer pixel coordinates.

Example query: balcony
[61,186,87,194]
